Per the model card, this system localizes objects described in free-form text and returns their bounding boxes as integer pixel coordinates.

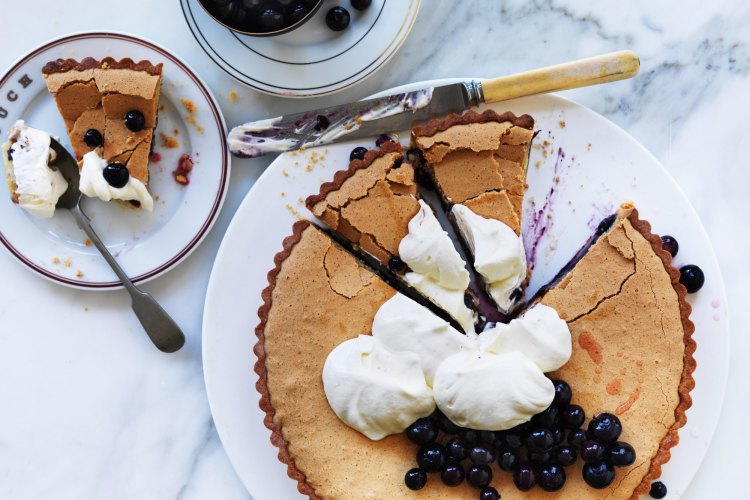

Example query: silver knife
[228,51,639,158]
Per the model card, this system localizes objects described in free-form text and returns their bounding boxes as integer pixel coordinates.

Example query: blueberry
[446,438,468,461]
[580,440,606,464]
[582,461,615,489]
[661,235,679,257]
[679,264,705,293]
[650,481,668,499]
[288,3,309,23]
[513,463,536,491]
[469,444,496,466]
[350,0,371,10]
[313,115,329,132]
[529,450,551,465]
[83,129,103,148]
[406,417,437,445]
[532,406,559,428]
[440,463,464,487]
[417,444,446,473]
[258,8,286,31]
[504,429,523,450]
[437,412,461,435]
[466,465,492,489]
[349,146,368,161]
[551,380,572,407]
[479,431,499,445]
[479,486,500,500]
[388,255,407,272]
[404,468,427,490]
[7,148,14,161]
[325,6,350,31]
[561,404,585,429]
[538,464,566,492]
[124,110,145,132]
[526,428,554,452]
[375,133,395,147]
[464,292,475,309]
[608,441,636,467]
[588,413,622,443]
[497,447,518,471]
[460,428,481,444]
[405,147,424,164]
[555,445,577,466]
[551,427,565,445]
[567,429,588,448]
[103,163,130,188]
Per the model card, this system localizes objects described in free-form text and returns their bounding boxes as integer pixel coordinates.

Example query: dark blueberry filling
[404,468,427,490]
[124,110,146,132]
[349,146,368,161]
[391,157,404,169]
[661,235,679,257]
[649,481,668,499]
[83,128,103,148]
[679,264,705,293]
[325,6,350,31]
[102,163,129,188]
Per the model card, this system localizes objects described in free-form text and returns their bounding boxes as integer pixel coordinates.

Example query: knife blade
[228,50,639,158]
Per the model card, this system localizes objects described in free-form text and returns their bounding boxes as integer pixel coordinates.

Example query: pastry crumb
[181,98,205,133]
[305,165,313,172]
[63,258,72,268]
[559,120,566,128]
[282,170,289,177]
[75,269,84,278]
[52,257,60,264]
[173,154,193,185]
[85,239,91,247]
[285,203,305,221]
[229,90,238,103]
[159,133,179,149]
[535,160,542,168]
[587,143,592,151]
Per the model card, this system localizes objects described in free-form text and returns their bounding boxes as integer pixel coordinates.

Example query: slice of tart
[306,143,476,334]
[411,109,535,235]
[42,57,162,211]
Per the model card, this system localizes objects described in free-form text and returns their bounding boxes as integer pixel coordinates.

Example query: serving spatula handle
[481,50,640,103]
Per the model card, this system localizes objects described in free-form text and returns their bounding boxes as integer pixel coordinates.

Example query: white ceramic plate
[0,32,230,289]
[202,80,730,499]
[180,0,420,97]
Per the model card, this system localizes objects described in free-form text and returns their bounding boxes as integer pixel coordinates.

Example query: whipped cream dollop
[451,204,527,314]
[322,293,573,439]
[373,293,475,384]
[433,350,555,431]
[399,200,475,333]
[4,120,67,218]
[479,304,572,372]
[79,151,153,211]
[322,334,435,440]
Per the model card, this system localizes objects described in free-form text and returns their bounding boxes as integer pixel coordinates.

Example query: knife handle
[481,50,639,103]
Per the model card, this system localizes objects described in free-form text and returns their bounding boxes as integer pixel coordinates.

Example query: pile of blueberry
[661,235,705,294]
[403,380,637,498]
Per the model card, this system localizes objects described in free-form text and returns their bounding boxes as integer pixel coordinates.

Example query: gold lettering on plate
[18,74,33,88]
[7,90,17,102]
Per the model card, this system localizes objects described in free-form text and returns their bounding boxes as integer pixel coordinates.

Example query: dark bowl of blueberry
[198,0,324,37]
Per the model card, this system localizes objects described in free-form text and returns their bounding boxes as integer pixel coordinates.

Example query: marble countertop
[0,0,746,498]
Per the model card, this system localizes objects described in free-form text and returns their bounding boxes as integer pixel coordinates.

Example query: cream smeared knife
[228,51,639,158]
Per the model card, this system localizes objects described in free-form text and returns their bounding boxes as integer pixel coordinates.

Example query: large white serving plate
[202,80,730,499]
[0,32,230,289]
[181,0,420,97]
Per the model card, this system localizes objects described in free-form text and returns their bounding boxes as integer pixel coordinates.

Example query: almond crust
[42,57,163,76]
[305,140,403,209]
[254,219,320,499]
[412,109,534,137]
[625,208,696,499]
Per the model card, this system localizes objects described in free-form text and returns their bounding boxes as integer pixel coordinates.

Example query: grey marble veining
[0,0,747,499]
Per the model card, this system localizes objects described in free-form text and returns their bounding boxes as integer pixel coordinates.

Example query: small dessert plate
[202,80,730,498]
[0,32,230,290]
[180,0,420,97]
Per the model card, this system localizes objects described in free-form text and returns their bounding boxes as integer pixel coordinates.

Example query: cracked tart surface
[254,204,694,499]
[42,57,163,185]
